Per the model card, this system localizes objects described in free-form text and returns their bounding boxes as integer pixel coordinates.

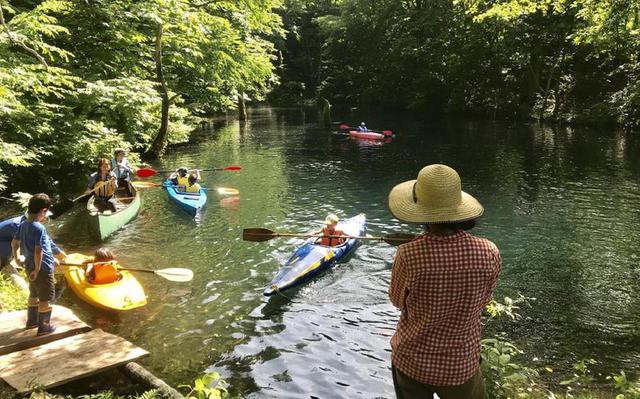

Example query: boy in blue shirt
[12,193,66,335]
[0,214,26,268]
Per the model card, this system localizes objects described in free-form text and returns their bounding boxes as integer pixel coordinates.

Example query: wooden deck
[0,306,148,393]
[0,305,91,356]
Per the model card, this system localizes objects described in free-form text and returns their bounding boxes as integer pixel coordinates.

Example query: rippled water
[19,108,640,396]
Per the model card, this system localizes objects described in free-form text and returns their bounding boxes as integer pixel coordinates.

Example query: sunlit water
[9,107,640,397]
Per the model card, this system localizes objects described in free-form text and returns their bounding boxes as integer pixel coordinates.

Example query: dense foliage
[0,0,282,192]
[272,0,640,127]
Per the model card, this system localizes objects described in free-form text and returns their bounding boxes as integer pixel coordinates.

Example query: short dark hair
[114,148,125,156]
[188,173,197,184]
[428,219,476,231]
[28,193,52,215]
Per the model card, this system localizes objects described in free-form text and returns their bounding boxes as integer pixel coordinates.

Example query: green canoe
[86,186,141,241]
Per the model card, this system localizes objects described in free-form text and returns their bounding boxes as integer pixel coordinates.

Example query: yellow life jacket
[185,182,201,193]
[176,175,189,187]
[91,261,119,284]
[95,179,114,198]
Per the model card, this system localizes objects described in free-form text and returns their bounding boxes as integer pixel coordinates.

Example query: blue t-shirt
[0,215,25,258]
[14,220,59,273]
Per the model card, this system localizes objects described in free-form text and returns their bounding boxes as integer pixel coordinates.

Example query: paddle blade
[136,168,157,178]
[155,268,193,282]
[339,124,350,130]
[217,187,239,195]
[223,166,242,171]
[382,233,417,246]
[132,181,162,189]
[243,228,277,242]
[382,130,393,136]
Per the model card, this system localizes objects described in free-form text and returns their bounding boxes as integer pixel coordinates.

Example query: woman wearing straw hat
[387,164,501,399]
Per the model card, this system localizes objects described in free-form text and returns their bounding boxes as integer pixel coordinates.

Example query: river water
[10,107,640,397]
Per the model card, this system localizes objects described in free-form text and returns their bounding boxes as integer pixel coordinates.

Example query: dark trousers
[392,364,487,399]
[94,197,118,212]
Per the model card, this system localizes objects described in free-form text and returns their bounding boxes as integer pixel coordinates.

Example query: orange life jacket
[90,261,119,284]
[321,227,346,246]
[95,177,115,198]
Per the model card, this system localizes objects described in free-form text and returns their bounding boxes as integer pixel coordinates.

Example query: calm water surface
[20,108,640,397]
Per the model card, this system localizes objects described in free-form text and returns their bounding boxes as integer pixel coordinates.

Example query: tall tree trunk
[238,93,247,121]
[148,24,170,159]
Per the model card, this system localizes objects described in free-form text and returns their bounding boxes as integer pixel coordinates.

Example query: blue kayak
[164,179,207,216]
[264,214,366,296]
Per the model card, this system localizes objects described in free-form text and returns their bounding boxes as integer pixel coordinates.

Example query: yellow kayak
[63,253,147,311]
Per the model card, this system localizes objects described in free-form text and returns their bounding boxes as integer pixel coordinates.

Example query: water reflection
[16,108,638,396]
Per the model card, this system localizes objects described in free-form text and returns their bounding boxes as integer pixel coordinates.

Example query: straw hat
[388,164,483,223]
[324,214,339,225]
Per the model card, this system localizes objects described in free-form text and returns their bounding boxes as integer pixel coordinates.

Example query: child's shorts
[28,271,55,302]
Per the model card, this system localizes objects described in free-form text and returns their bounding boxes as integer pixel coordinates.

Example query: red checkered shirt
[389,230,501,386]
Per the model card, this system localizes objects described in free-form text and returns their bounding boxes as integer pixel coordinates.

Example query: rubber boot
[36,309,56,336]
[25,306,39,329]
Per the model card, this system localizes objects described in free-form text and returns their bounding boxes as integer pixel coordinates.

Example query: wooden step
[0,305,91,356]
[0,328,148,393]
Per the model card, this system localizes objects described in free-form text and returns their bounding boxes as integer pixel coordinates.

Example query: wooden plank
[0,305,91,356]
[0,329,148,393]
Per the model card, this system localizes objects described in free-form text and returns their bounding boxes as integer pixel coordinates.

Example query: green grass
[0,271,27,312]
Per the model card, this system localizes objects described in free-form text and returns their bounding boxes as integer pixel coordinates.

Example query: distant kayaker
[357,122,368,132]
[171,167,190,189]
[387,164,501,399]
[12,193,67,335]
[111,148,135,196]
[171,168,201,193]
[0,214,26,270]
[185,172,201,193]
[85,158,118,213]
[314,214,347,246]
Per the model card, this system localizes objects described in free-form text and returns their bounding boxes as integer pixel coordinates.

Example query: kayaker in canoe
[313,214,347,246]
[357,122,368,132]
[82,247,119,284]
[12,193,67,335]
[85,158,118,213]
[111,148,136,196]
[387,164,501,399]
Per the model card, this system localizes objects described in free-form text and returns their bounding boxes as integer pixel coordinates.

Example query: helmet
[178,167,188,177]
[360,122,366,126]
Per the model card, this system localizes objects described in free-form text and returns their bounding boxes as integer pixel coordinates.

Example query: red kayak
[349,130,392,141]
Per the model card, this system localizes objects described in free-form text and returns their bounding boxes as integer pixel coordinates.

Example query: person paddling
[314,214,347,246]
[111,148,135,196]
[387,164,501,399]
[83,247,119,284]
[357,122,368,132]
[85,158,118,213]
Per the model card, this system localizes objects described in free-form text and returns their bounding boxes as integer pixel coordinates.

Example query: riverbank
[1,278,638,398]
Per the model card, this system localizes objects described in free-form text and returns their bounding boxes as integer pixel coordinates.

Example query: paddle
[50,181,115,219]
[132,181,239,195]
[338,124,393,136]
[136,166,241,178]
[59,263,193,282]
[242,228,416,246]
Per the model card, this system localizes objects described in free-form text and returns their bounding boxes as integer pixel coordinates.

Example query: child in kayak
[185,171,201,193]
[315,214,347,246]
[357,122,368,132]
[84,247,119,284]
